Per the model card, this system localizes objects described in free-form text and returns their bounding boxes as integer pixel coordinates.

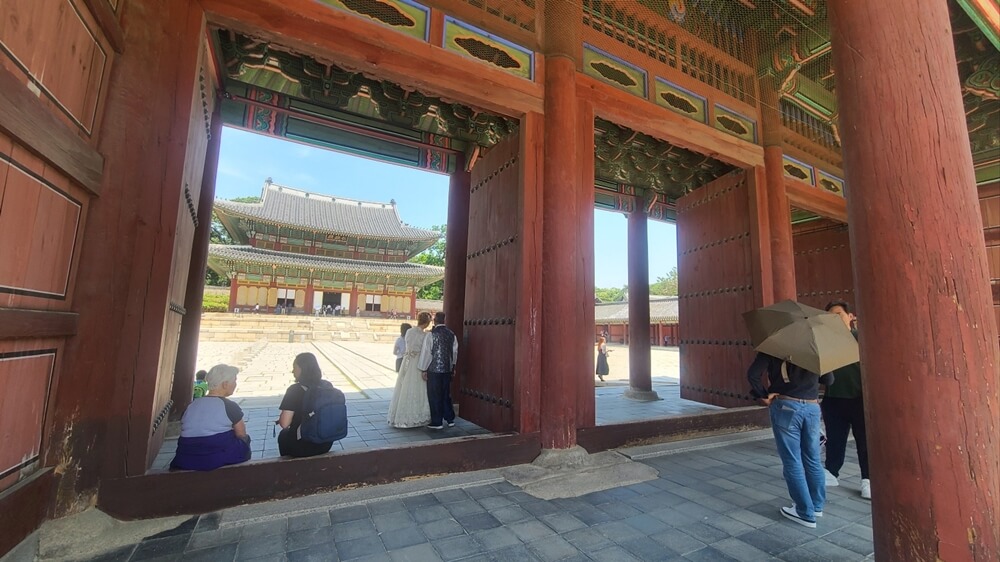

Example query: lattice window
[780,99,839,151]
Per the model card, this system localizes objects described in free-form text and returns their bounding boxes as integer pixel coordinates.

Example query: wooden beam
[0,469,54,557]
[81,0,125,53]
[785,178,848,223]
[201,0,544,118]
[576,408,770,453]
[98,433,541,519]
[0,309,79,340]
[0,66,104,196]
[577,75,765,169]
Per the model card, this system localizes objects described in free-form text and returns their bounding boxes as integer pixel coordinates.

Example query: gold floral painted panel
[782,155,816,185]
[316,0,430,42]
[654,78,707,123]
[817,170,845,197]
[713,104,757,144]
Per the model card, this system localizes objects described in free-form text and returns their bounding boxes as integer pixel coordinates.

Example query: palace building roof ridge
[214,180,439,242]
[208,245,445,281]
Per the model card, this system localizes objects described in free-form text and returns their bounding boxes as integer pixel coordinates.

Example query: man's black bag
[298,380,348,443]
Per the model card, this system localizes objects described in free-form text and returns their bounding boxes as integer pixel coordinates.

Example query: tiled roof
[594,297,679,324]
[208,245,444,282]
[214,182,439,242]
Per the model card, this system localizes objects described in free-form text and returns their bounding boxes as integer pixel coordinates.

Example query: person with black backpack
[275,352,348,457]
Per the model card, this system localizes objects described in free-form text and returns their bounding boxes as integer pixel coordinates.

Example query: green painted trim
[956,0,1000,51]
[975,160,1000,184]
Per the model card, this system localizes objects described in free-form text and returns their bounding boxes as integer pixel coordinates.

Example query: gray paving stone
[389,543,443,562]
[486,544,542,562]
[649,508,697,528]
[599,502,644,519]
[432,489,471,504]
[723,508,774,529]
[702,514,755,536]
[797,538,864,561]
[465,485,500,500]
[478,496,514,510]
[285,542,338,562]
[330,505,371,524]
[561,527,614,552]
[649,529,707,556]
[489,506,532,524]
[538,512,586,534]
[619,536,675,561]
[380,526,427,551]
[286,528,334,551]
[595,520,645,543]
[187,527,243,551]
[240,520,288,539]
[179,542,239,562]
[288,512,332,533]
[446,500,487,517]
[622,514,671,536]
[411,505,451,524]
[420,519,466,541]
[504,492,537,504]
[335,535,385,561]
[757,522,815,547]
[588,544,642,562]
[525,535,580,561]
[492,482,520,494]
[841,523,874,542]
[456,513,502,532]
[372,511,416,533]
[708,537,772,562]
[332,519,379,541]
[471,527,521,551]
[734,530,793,556]
[571,507,614,526]
[820,527,875,556]
[235,535,287,560]
[520,501,560,517]
[368,500,407,516]
[681,546,740,561]
[506,520,556,542]
[402,494,440,510]
[433,535,482,561]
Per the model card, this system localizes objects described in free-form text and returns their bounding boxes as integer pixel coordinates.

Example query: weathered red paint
[627,204,653,393]
[763,149,796,301]
[577,100,597,429]
[830,0,1000,558]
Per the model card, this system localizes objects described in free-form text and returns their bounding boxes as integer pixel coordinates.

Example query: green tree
[649,266,679,296]
[205,196,259,286]
[595,286,626,302]
[410,225,446,299]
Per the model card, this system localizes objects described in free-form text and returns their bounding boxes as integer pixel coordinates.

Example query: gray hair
[205,364,239,389]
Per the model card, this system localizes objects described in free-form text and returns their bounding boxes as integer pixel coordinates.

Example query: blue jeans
[770,399,825,521]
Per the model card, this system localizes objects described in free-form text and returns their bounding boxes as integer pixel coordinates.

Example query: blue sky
[215,127,677,287]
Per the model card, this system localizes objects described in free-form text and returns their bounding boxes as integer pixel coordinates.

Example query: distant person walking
[393,323,411,373]
[596,336,611,382]
[418,312,458,429]
[821,300,870,499]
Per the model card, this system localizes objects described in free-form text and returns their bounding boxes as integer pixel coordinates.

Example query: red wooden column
[445,153,470,385]
[170,107,223,418]
[228,276,240,311]
[829,1,1000,558]
[576,100,596,428]
[626,202,658,400]
[409,287,417,319]
[304,271,316,314]
[349,276,359,316]
[759,80,796,301]
[539,0,585,449]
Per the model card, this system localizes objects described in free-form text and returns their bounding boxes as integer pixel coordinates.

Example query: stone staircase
[198,313,407,343]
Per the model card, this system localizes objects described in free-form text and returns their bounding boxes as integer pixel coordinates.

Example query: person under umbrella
[743,300,857,529]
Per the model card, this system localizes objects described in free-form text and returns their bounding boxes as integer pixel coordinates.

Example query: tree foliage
[595,286,626,303]
[649,266,679,296]
[410,225,446,300]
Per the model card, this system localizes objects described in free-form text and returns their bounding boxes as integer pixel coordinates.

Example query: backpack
[297,380,348,443]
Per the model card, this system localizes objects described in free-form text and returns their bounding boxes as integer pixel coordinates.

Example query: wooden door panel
[793,220,854,310]
[676,171,759,408]
[461,133,520,432]
[0,345,56,492]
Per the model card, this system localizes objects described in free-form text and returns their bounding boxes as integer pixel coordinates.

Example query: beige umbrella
[742,300,859,375]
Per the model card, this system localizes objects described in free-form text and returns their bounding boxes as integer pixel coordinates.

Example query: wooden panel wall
[676,171,760,408]
[461,133,520,432]
[980,181,1000,342]
[792,219,855,310]
[0,0,112,504]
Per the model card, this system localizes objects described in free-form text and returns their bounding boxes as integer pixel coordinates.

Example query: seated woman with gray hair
[170,364,252,471]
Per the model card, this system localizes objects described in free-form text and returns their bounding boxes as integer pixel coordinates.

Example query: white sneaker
[780,506,816,528]
[824,469,840,487]
[860,479,871,500]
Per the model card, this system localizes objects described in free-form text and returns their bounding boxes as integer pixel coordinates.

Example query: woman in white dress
[387,311,432,428]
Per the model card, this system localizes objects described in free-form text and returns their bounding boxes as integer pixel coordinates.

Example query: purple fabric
[170,430,251,471]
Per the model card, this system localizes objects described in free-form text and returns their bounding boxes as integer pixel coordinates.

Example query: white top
[393,336,406,358]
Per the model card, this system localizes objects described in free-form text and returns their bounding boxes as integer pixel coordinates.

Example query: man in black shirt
[748,353,834,529]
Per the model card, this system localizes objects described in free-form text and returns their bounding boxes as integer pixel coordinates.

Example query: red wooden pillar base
[830,0,1000,558]
[626,203,657,400]
[229,278,239,312]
